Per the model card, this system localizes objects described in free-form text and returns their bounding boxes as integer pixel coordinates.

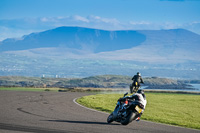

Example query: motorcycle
[107,92,144,125]
[130,81,139,94]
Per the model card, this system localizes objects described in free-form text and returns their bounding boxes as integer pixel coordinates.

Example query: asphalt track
[0,91,199,133]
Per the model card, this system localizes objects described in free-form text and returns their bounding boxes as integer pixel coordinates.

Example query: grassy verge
[77,93,200,130]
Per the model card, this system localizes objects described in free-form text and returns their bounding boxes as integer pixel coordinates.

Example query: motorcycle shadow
[45,119,120,125]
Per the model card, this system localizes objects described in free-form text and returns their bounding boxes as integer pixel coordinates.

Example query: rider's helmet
[137,72,141,76]
[137,89,144,94]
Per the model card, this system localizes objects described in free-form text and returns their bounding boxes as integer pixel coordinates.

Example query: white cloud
[41,17,49,22]
[87,15,120,25]
[72,15,90,23]
[129,21,151,25]
[85,16,119,26]
[190,21,200,24]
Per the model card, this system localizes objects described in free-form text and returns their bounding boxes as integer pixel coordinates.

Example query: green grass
[77,93,200,130]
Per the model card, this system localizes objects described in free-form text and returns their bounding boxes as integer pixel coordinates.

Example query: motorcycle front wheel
[107,113,114,123]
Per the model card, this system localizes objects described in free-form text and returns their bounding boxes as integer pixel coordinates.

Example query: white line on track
[73,97,109,115]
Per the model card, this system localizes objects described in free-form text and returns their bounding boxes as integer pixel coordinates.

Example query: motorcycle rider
[130,72,144,93]
[119,89,147,121]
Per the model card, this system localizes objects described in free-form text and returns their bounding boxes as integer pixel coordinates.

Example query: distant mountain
[1,27,199,63]
[0,26,146,53]
[0,26,200,79]
[96,29,200,63]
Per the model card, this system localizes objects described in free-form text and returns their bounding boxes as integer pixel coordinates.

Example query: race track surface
[0,91,199,133]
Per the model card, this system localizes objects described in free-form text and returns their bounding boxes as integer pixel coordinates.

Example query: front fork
[112,101,121,120]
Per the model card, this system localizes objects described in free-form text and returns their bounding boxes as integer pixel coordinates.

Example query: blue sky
[0,0,200,41]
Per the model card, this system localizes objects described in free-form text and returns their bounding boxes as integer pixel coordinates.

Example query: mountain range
[0,26,200,79]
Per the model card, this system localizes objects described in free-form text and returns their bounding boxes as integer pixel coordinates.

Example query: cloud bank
[0,15,200,41]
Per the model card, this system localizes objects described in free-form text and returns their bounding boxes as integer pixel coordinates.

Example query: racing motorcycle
[107,92,144,125]
[130,81,139,94]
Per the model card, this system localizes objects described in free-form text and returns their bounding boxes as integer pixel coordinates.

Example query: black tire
[107,113,114,123]
[120,112,136,125]
[130,84,133,94]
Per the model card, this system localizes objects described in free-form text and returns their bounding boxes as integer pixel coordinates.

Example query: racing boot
[136,117,140,122]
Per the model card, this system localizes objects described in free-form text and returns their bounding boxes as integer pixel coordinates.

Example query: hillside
[0,75,196,90]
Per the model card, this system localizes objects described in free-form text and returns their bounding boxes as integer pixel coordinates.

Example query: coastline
[144,89,200,95]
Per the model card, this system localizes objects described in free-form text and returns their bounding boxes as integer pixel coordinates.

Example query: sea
[142,84,200,92]
[190,84,200,92]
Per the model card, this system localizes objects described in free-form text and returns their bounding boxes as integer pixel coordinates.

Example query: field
[77,93,200,130]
